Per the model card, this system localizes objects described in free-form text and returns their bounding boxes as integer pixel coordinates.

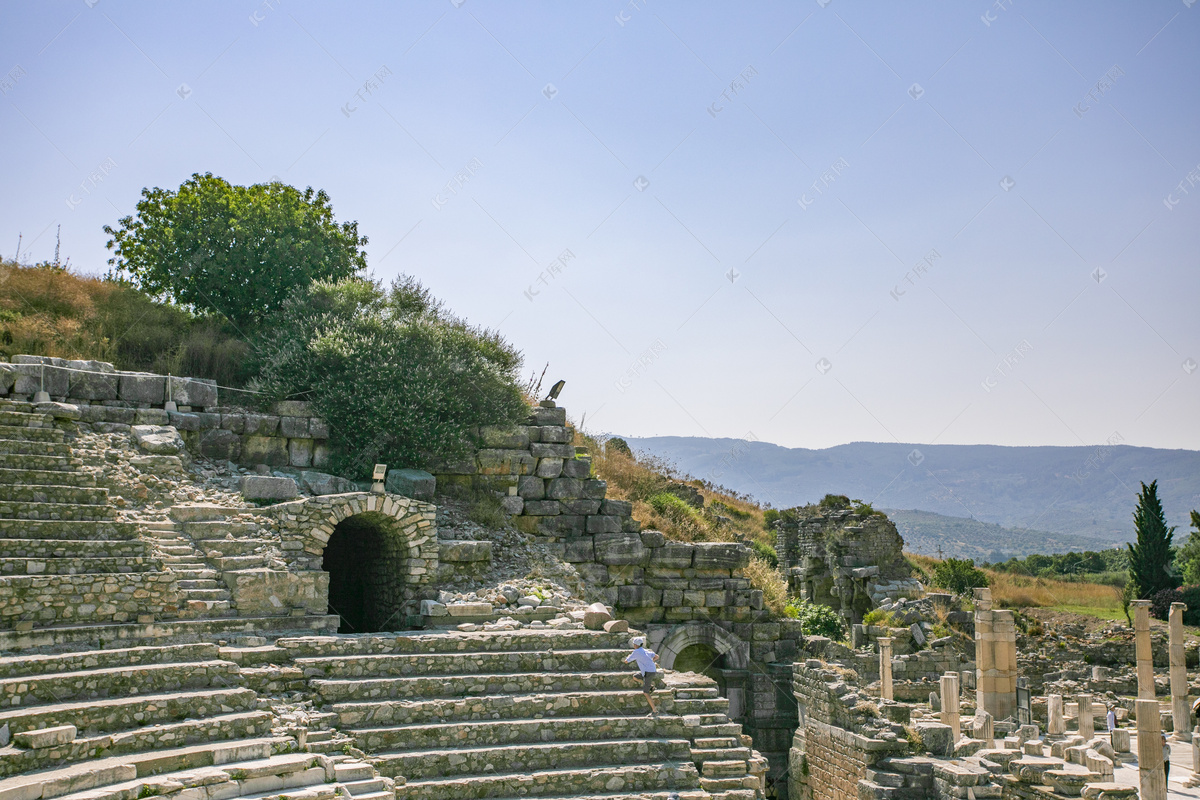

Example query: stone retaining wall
[0,572,179,625]
[1,356,330,468]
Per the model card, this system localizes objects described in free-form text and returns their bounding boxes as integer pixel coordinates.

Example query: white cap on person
[631,637,645,647]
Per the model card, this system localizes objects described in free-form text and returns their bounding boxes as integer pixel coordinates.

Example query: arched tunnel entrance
[321,512,408,633]
[673,643,728,696]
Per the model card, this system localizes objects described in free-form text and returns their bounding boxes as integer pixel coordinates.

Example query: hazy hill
[881,509,1109,561]
[625,437,1200,550]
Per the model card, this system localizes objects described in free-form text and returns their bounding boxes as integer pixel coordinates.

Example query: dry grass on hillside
[904,550,1123,619]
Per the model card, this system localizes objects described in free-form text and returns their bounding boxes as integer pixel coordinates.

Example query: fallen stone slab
[583,602,613,630]
[603,619,630,633]
[385,468,435,501]
[240,475,299,501]
[447,602,492,617]
[130,424,186,455]
[13,724,76,749]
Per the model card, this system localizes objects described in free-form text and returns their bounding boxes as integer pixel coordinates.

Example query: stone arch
[275,493,439,632]
[656,621,751,720]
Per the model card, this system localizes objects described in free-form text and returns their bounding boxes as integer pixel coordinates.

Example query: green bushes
[750,539,778,568]
[252,276,527,479]
[861,608,896,627]
[784,599,846,641]
[648,492,703,522]
[932,558,990,595]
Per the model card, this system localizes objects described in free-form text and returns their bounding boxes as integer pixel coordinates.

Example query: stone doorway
[322,512,407,633]
[674,643,728,695]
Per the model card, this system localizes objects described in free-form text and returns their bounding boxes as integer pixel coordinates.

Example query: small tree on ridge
[1127,480,1178,599]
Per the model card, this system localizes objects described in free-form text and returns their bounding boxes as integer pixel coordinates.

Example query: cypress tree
[1127,480,1178,599]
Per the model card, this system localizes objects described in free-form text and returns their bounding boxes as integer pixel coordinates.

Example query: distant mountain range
[881,509,1109,561]
[625,437,1200,556]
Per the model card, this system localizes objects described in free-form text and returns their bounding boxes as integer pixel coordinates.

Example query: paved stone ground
[1117,733,1200,798]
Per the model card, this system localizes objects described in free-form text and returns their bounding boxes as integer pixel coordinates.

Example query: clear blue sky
[2,1,1197,451]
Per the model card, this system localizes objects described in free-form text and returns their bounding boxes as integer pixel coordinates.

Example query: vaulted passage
[322,513,408,633]
[674,643,728,696]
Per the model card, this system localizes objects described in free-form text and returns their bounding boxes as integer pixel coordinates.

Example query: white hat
[632,637,645,647]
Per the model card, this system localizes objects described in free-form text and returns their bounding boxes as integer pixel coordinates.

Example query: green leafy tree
[104,173,367,329]
[1172,510,1200,585]
[252,276,527,478]
[1127,480,1179,599]
[784,599,846,640]
[932,558,989,595]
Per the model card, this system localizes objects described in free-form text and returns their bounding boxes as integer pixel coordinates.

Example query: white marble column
[1137,697,1168,800]
[1047,694,1065,737]
[1133,599,1155,700]
[1078,693,1094,741]
[941,672,961,742]
[1170,602,1191,741]
[879,637,893,702]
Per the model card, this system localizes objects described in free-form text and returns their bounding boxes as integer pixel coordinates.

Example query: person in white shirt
[1106,706,1116,732]
[625,637,660,716]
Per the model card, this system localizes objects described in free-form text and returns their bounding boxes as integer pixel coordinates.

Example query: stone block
[692,542,750,570]
[479,424,530,449]
[546,477,583,499]
[220,414,246,434]
[581,479,607,499]
[916,721,954,756]
[576,562,609,584]
[287,438,313,467]
[130,425,186,455]
[447,602,492,617]
[601,498,633,516]
[439,540,492,563]
[420,599,448,617]
[593,531,647,565]
[298,471,356,496]
[522,500,561,516]
[13,724,76,749]
[558,499,601,515]
[529,406,567,426]
[535,457,563,478]
[530,442,575,459]
[385,468,436,500]
[196,412,220,429]
[63,361,117,400]
[168,376,217,408]
[640,530,666,548]
[583,602,612,630]
[198,428,241,461]
[651,542,694,569]
[587,515,623,534]
[240,475,298,501]
[241,436,290,467]
[118,372,165,404]
[244,414,279,436]
[312,443,331,469]
[279,417,309,438]
[134,408,170,425]
[618,585,661,608]
[517,476,545,499]
[603,619,629,633]
[501,495,524,515]
[564,538,595,563]
[308,418,329,439]
[561,458,591,479]
[539,425,572,443]
[13,361,68,396]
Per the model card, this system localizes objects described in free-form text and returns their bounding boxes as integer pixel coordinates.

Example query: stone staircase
[275,627,767,800]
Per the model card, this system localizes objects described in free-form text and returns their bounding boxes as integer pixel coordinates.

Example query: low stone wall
[791,719,905,800]
[0,572,179,625]
[1,356,331,469]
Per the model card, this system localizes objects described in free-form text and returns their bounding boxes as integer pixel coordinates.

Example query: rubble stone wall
[0,356,331,469]
[0,572,179,625]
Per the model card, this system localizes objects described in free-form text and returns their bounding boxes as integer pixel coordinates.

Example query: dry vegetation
[0,260,251,386]
[575,429,788,614]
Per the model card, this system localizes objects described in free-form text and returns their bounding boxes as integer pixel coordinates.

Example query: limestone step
[0,614,338,654]
[199,539,271,556]
[0,438,72,456]
[400,761,700,800]
[0,539,151,561]
[184,521,265,536]
[0,453,81,471]
[692,737,739,749]
[698,776,750,792]
[333,762,375,782]
[334,692,706,728]
[458,794,707,800]
[184,588,233,601]
[0,710,275,777]
[0,642,220,678]
[340,778,389,794]
[0,410,54,427]
[0,423,64,441]
[296,648,631,678]
[0,739,301,800]
[0,484,108,506]
[215,555,268,570]
[171,568,221,581]
[278,629,637,659]
[158,544,200,555]
[0,519,139,540]
[692,747,752,763]
[373,738,692,780]
[314,670,658,703]
[698,760,747,779]
[0,685,258,734]
[0,500,114,521]
[351,714,698,753]
[0,467,94,486]
[177,599,236,617]
[0,556,158,575]
[221,646,289,667]
[0,658,242,707]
